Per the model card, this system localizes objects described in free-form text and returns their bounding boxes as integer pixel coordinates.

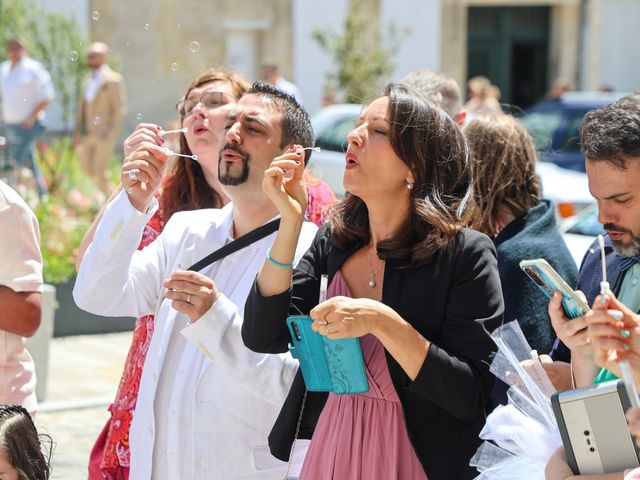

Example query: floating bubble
[91,10,100,21]
[92,116,101,126]
[69,50,79,61]
[125,41,130,47]
[144,23,150,31]
[189,41,200,53]
[170,62,179,72]
[177,23,181,29]
[136,113,143,121]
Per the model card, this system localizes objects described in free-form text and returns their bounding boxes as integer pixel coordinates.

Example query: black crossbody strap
[187,218,281,272]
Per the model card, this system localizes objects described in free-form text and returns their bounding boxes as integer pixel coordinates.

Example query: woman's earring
[406,181,414,190]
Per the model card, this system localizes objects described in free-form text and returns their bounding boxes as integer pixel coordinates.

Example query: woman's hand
[587,293,640,381]
[164,270,219,322]
[262,145,308,222]
[123,123,165,158]
[310,296,389,339]
[122,143,168,212]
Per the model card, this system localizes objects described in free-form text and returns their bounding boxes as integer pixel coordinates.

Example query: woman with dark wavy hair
[242,83,504,479]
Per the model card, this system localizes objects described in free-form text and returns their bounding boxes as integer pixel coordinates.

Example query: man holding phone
[549,92,640,389]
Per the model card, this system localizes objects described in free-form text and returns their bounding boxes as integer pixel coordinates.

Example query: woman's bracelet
[266,247,294,269]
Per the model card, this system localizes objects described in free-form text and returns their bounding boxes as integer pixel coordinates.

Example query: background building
[36,0,639,133]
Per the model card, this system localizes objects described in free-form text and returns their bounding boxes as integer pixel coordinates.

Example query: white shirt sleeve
[0,184,43,293]
[73,190,165,318]
[33,62,55,103]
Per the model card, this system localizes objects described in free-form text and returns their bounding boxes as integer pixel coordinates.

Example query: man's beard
[219,144,250,186]
[604,223,640,256]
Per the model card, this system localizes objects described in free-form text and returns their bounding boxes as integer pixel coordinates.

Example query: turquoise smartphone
[519,258,590,319]
[286,315,369,394]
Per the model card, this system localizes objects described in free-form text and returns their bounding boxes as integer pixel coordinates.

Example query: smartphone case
[552,380,640,474]
[286,315,369,394]
[519,258,590,319]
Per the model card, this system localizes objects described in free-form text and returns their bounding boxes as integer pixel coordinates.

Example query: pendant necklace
[367,250,378,288]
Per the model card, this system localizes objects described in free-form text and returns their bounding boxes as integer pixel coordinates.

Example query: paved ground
[37,332,132,479]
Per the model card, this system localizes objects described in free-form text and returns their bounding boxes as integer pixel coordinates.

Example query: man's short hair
[400,69,463,119]
[581,92,640,169]
[246,81,315,165]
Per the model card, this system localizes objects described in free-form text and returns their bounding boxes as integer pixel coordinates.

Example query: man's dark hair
[246,81,315,165]
[581,91,640,169]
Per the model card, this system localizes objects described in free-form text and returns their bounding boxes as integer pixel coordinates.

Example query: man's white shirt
[0,57,54,124]
[74,191,317,479]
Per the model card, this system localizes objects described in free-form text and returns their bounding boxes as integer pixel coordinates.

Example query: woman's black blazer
[242,225,504,480]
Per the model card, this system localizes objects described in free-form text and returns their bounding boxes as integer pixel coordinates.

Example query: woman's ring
[128,169,139,181]
[187,293,192,304]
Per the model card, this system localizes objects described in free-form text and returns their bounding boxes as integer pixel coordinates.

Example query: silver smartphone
[552,380,640,474]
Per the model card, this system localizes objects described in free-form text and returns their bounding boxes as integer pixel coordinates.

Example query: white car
[559,204,603,267]
[309,104,593,218]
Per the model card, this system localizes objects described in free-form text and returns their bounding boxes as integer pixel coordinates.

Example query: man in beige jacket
[74,42,127,195]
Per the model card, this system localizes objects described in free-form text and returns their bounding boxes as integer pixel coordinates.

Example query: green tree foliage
[0,0,88,125]
[313,0,403,104]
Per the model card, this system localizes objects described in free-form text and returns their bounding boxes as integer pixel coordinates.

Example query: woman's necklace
[367,250,378,288]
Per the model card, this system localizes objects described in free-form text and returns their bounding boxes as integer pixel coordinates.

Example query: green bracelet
[266,247,294,269]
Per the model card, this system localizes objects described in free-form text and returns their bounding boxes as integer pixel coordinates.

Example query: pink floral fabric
[89,200,165,480]
[304,172,336,226]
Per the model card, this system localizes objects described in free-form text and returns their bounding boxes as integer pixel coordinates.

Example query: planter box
[53,280,135,337]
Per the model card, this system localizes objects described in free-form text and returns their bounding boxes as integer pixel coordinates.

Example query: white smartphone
[552,380,640,474]
[519,258,590,319]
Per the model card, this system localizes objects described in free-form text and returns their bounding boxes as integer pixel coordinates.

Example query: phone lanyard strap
[283,389,308,480]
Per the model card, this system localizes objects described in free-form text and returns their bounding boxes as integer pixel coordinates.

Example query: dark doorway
[467,6,550,110]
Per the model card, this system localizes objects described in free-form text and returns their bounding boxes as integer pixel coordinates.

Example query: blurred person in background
[261,63,304,106]
[0,179,43,415]
[74,42,127,197]
[464,76,503,118]
[0,39,54,197]
[401,68,467,125]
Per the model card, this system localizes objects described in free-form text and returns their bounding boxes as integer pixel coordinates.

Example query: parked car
[309,103,592,217]
[559,204,603,267]
[518,91,627,172]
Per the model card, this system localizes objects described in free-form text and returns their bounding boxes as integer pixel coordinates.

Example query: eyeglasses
[176,91,230,118]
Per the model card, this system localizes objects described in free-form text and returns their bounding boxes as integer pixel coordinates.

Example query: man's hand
[549,291,592,358]
[20,116,36,129]
[164,270,219,322]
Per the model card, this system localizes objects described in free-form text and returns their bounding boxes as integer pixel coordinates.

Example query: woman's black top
[242,225,504,480]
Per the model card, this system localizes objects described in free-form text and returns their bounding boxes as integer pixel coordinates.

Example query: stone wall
[90,0,293,140]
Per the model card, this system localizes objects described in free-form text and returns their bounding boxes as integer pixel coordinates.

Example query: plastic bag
[471,321,562,480]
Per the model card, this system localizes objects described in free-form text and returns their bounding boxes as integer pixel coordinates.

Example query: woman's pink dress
[300,271,428,480]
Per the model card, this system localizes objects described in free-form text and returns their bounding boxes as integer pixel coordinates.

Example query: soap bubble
[170,62,179,72]
[91,10,100,21]
[189,41,200,53]
[144,23,150,31]
[125,41,130,47]
[136,113,143,121]
[69,51,79,61]
[92,115,101,126]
